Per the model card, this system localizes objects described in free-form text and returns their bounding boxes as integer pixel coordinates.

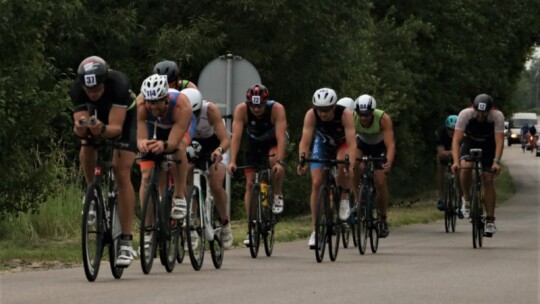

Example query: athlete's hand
[148,140,166,154]
[297,164,307,175]
[382,162,392,173]
[88,116,104,138]
[211,150,223,165]
[491,162,501,176]
[137,139,155,153]
[272,162,285,178]
[74,116,88,138]
[451,162,459,175]
[227,163,237,176]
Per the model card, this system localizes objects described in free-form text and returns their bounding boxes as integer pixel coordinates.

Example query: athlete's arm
[167,94,192,152]
[136,94,152,152]
[342,109,357,170]
[381,113,395,170]
[229,103,247,166]
[208,102,230,151]
[297,110,315,174]
[272,102,288,162]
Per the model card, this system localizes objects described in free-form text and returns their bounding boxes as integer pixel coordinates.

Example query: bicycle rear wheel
[209,197,224,269]
[248,185,261,258]
[341,191,354,249]
[82,184,105,282]
[263,206,275,257]
[187,186,205,270]
[315,185,328,262]
[159,194,179,273]
[140,182,158,274]
[356,186,368,255]
[328,187,340,262]
[108,198,124,279]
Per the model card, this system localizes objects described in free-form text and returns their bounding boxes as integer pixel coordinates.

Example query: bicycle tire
[444,177,451,233]
[140,182,159,274]
[369,187,379,254]
[159,194,179,273]
[341,191,354,249]
[450,182,458,232]
[248,185,261,258]
[82,183,104,282]
[356,186,368,255]
[176,227,185,263]
[187,186,205,270]
[209,197,224,269]
[328,187,340,262]
[315,185,328,263]
[263,205,275,257]
[108,198,124,279]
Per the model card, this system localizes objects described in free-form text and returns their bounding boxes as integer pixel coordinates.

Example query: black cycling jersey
[434,125,453,150]
[530,125,537,136]
[246,101,276,141]
[314,104,346,147]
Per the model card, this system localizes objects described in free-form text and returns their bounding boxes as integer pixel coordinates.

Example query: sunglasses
[315,106,334,113]
[82,83,104,93]
[357,111,373,117]
[248,103,265,109]
[145,97,167,105]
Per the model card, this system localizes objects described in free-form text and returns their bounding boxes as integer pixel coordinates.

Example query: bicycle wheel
[444,178,452,233]
[209,197,224,269]
[82,183,104,282]
[263,205,275,257]
[187,186,205,270]
[108,198,124,279]
[248,184,261,258]
[369,188,379,253]
[341,191,354,249]
[176,226,185,263]
[356,186,368,255]
[328,187,340,262]
[139,182,159,274]
[349,192,357,248]
[315,185,328,262]
[471,185,484,249]
[449,181,458,232]
[159,194,179,273]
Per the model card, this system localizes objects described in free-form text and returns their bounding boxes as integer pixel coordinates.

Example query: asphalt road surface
[1,145,538,304]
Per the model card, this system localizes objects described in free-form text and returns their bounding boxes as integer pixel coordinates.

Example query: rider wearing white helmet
[297,88,357,248]
[353,94,395,238]
[337,97,355,112]
[136,74,196,225]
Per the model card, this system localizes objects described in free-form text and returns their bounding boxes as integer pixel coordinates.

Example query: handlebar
[299,153,350,169]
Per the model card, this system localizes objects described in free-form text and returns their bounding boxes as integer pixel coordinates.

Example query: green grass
[0,163,515,272]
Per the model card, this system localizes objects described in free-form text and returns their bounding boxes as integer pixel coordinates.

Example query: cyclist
[71,56,137,267]
[186,93,233,249]
[226,84,288,246]
[451,94,504,235]
[352,94,395,238]
[528,124,537,152]
[152,60,198,90]
[337,97,355,112]
[434,115,462,212]
[520,123,529,152]
[137,74,196,223]
[297,88,356,248]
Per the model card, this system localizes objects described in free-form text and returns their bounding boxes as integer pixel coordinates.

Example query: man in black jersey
[71,56,137,267]
[227,84,288,246]
[297,88,356,248]
[451,94,505,235]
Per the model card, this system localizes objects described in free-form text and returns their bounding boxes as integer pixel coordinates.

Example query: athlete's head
[181,88,203,116]
[246,84,269,116]
[141,74,169,116]
[77,56,108,100]
[445,115,458,130]
[337,97,355,112]
[355,94,377,117]
[473,93,493,122]
[312,88,338,121]
[153,60,180,86]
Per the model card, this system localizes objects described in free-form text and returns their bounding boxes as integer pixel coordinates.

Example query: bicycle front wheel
[263,205,275,257]
[471,185,484,248]
[209,198,224,269]
[444,179,452,233]
[187,186,205,270]
[369,190,379,253]
[140,182,159,274]
[159,194,179,273]
[82,183,104,282]
[328,187,340,262]
[108,198,124,279]
[356,186,368,255]
[248,185,261,258]
[315,185,328,262]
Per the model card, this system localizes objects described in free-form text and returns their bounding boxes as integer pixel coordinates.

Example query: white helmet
[312,88,338,107]
[181,88,203,111]
[141,74,168,101]
[355,94,377,114]
[337,97,355,111]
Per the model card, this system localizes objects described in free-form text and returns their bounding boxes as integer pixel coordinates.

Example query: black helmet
[153,60,180,84]
[473,94,493,112]
[77,56,108,88]
[246,84,269,104]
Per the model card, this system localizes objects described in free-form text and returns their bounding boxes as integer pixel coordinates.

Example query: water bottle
[261,179,268,207]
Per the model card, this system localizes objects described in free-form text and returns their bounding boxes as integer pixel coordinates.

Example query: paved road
[1,146,538,304]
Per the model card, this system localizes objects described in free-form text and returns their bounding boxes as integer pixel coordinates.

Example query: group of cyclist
[72,55,506,269]
[519,123,537,152]
[434,94,505,235]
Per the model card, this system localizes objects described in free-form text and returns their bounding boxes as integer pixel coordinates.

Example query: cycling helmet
[337,97,355,111]
[445,115,458,130]
[141,74,169,101]
[312,88,338,107]
[153,60,180,83]
[181,88,203,111]
[246,84,269,105]
[77,56,108,88]
[355,94,377,115]
[473,94,493,112]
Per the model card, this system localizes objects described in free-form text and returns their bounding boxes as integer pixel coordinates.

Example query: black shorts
[118,106,137,152]
[356,137,386,170]
[460,138,495,172]
[245,138,277,167]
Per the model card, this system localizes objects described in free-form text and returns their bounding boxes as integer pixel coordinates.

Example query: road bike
[185,157,225,270]
[237,157,279,259]
[139,152,181,274]
[356,155,386,255]
[81,140,125,282]
[300,153,350,263]
[468,148,486,248]
[442,158,460,233]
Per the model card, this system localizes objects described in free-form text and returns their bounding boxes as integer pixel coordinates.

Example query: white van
[507,112,538,146]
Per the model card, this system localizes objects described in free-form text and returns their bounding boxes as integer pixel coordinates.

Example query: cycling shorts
[310,134,348,171]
